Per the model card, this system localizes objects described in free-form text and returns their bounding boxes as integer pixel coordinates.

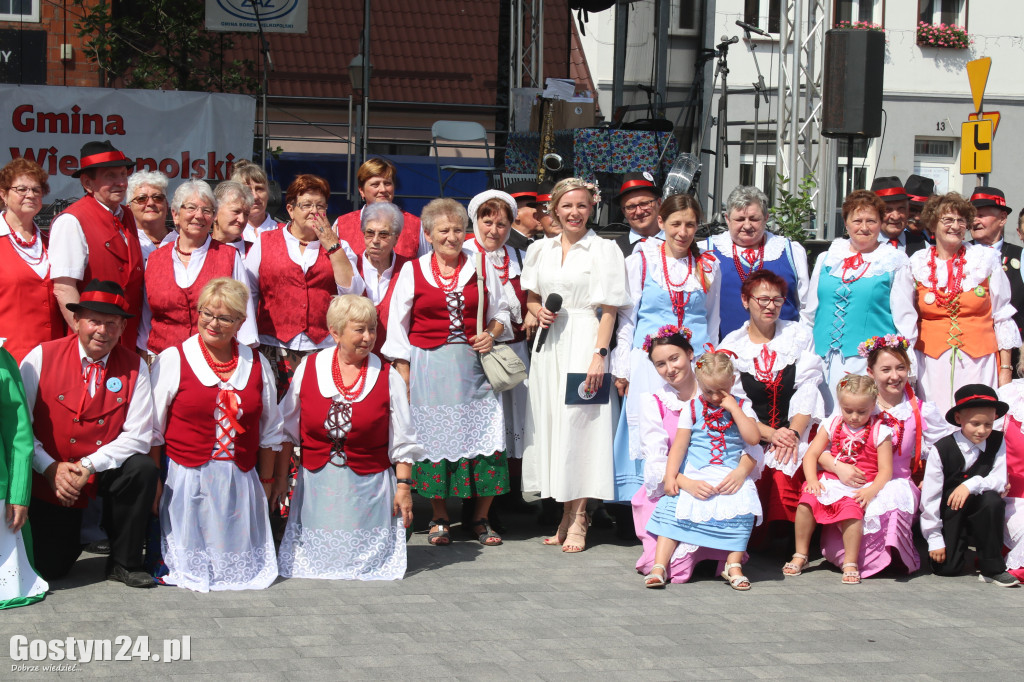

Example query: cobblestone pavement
[3,496,1024,680]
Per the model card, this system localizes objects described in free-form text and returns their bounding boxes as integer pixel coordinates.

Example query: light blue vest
[707,238,801,338]
[685,398,748,470]
[812,264,897,357]
[633,253,711,353]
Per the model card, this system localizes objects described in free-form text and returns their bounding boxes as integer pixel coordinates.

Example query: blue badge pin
[106,377,123,393]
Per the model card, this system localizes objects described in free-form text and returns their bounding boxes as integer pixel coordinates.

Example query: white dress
[910,244,1021,415]
[150,336,284,592]
[520,230,631,501]
[277,352,422,581]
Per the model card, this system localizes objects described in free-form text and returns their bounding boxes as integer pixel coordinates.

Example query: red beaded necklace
[5,220,46,266]
[332,349,368,401]
[199,337,239,377]
[926,245,966,309]
[731,237,765,282]
[474,239,511,285]
[661,244,693,326]
[431,252,465,293]
[174,238,194,259]
[878,411,905,457]
[839,251,870,284]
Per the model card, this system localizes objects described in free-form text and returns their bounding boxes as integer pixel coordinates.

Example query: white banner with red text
[2,84,255,202]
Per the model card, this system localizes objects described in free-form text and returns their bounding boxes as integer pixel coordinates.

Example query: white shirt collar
[78,341,111,366]
[952,430,982,455]
[629,229,664,244]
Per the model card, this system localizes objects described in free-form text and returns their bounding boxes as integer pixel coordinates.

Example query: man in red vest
[19,280,158,588]
[50,141,145,349]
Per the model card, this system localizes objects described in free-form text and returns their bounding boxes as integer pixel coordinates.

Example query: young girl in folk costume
[821,336,952,577]
[643,349,762,590]
[632,325,701,580]
[785,375,893,584]
[611,194,721,504]
[997,344,1024,582]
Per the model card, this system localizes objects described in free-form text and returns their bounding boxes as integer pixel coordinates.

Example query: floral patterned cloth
[413,452,509,499]
[504,130,678,183]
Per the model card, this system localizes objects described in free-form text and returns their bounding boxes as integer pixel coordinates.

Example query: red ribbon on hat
[954,393,999,406]
[619,178,655,193]
[970,192,1006,206]
[509,191,538,199]
[874,187,907,197]
[80,150,128,167]
[906,193,928,203]
[79,290,129,311]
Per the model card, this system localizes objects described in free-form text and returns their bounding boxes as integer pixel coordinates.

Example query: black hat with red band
[65,280,134,318]
[870,176,908,203]
[904,175,935,208]
[72,140,135,178]
[944,383,1009,425]
[615,171,659,203]
[505,180,539,203]
[969,186,1012,214]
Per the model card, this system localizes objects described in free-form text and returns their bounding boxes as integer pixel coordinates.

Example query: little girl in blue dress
[644,349,763,590]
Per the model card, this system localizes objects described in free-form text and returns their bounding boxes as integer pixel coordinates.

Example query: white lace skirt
[409,343,505,462]
[0,499,47,608]
[160,460,278,592]
[278,465,406,581]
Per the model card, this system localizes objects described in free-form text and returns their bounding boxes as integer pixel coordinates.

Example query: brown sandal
[562,512,590,553]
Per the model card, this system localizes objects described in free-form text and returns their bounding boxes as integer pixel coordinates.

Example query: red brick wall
[0,0,102,87]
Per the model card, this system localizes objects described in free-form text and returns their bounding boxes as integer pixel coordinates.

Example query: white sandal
[721,562,751,591]
[644,563,667,589]
[782,552,808,576]
[842,562,861,585]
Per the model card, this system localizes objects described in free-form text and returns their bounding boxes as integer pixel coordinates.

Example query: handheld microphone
[533,293,563,353]
[736,20,770,37]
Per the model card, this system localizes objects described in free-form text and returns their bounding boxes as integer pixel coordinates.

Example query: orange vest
[915,281,998,359]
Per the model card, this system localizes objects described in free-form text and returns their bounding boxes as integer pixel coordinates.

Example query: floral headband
[857,334,909,358]
[552,178,602,208]
[642,324,693,353]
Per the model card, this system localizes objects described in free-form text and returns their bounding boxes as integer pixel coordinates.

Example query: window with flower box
[918,0,967,28]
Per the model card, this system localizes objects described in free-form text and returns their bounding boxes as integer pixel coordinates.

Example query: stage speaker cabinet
[822,28,885,138]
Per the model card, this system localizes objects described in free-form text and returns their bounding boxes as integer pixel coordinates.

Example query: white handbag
[475,252,527,393]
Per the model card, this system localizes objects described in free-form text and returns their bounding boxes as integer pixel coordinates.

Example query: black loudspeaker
[822,28,885,138]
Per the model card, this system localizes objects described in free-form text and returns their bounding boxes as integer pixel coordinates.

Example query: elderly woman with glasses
[701,186,810,339]
[139,179,257,359]
[719,269,824,535]
[127,171,173,264]
[278,295,421,580]
[349,202,412,353]
[0,158,65,364]
[150,278,284,591]
[212,181,254,257]
[910,192,1021,414]
[383,198,511,547]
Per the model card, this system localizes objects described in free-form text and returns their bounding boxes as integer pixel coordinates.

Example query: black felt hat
[870,176,908,203]
[944,383,1009,425]
[72,140,134,178]
[904,175,935,208]
[614,171,659,203]
[65,280,134,318]
[970,186,1012,214]
[505,180,539,203]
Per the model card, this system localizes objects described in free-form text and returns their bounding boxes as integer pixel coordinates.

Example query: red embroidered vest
[163,345,264,472]
[334,209,423,260]
[31,335,140,508]
[299,355,392,475]
[0,235,65,364]
[408,257,484,350]
[59,195,145,348]
[358,253,412,354]
[255,228,334,345]
[145,240,237,354]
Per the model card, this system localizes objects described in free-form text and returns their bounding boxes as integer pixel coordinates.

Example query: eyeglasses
[130,193,166,206]
[622,198,658,215]
[752,296,785,308]
[199,308,240,326]
[364,229,395,242]
[296,202,328,212]
[942,217,969,228]
[181,204,214,217]
[8,185,44,196]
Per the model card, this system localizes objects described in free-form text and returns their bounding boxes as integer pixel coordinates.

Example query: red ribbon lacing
[753,345,783,428]
[700,396,734,465]
[211,389,246,461]
[831,419,868,466]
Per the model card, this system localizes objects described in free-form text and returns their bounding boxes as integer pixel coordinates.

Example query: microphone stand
[701,36,738,222]
[740,28,771,185]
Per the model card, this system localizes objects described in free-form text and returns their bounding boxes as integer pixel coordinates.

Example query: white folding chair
[431,120,496,197]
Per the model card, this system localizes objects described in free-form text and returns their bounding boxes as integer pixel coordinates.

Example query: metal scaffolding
[510,0,544,91]
[776,0,835,237]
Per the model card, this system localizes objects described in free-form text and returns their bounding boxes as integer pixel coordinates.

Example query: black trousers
[931,489,1006,577]
[28,454,159,581]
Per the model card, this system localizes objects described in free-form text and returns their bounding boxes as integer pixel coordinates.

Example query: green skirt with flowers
[413,452,509,499]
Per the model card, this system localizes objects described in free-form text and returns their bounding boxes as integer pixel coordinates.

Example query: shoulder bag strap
[475,251,485,338]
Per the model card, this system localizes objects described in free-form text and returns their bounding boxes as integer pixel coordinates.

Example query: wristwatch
[594,347,608,357]
[80,457,96,474]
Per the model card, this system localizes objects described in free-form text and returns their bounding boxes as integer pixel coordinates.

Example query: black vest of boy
[933,432,1003,499]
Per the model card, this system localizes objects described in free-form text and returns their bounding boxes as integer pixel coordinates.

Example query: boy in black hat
[919,384,1018,586]
[869,176,927,254]
[613,171,664,258]
[904,174,935,241]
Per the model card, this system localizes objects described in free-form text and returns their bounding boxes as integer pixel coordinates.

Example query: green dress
[0,344,47,608]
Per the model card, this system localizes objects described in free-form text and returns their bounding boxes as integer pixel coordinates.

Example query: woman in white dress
[150,278,283,592]
[522,177,631,552]
[910,192,1020,414]
[382,198,511,547]
[278,295,420,580]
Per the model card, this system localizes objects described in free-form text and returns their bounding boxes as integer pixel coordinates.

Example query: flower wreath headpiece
[856,334,909,358]
[642,324,693,353]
